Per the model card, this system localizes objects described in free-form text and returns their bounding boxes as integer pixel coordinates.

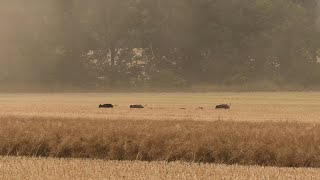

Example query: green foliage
[1,0,320,90]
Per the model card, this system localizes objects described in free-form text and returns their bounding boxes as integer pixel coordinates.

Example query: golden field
[2,115,320,167]
[1,92,320,122]
[1,92,320,178]
[1,156,320,180]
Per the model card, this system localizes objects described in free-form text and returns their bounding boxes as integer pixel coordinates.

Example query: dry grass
[1,116,320,167]
[1,92,320,171]
[1,156,320,180]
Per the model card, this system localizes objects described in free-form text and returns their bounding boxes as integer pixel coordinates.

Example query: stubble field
[1,92,320,122]
[1,92,320,179]
[2,156,320,180]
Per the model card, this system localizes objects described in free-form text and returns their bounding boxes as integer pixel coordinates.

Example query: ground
[1,92,320,122]
[1,92,320,179]
[1,157,320,180]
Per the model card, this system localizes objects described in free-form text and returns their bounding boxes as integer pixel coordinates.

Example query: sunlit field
[1,92,320,122]
[1,157,320,180]
[2,92,320,178]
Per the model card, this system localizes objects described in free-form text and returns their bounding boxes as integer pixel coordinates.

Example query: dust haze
[1,0,320,92]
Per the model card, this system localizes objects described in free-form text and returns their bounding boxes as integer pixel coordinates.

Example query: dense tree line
[1,0,320,90]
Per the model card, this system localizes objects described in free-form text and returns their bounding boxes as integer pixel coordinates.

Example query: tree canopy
[1,0,320,91]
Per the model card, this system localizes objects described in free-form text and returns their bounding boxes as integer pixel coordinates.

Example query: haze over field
[2,1,320,179]
[1,1,320,92]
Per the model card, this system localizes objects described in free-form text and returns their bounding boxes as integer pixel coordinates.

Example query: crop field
[1,92,320,178]
[1,92,320,122]
[1,157,320,180]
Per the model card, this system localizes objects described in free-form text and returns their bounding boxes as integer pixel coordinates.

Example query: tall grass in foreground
[1,115,320,167]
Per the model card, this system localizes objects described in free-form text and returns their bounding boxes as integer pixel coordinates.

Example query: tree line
[1,0,320,91]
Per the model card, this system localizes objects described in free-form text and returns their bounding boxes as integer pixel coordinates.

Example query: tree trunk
[109,42,116,87]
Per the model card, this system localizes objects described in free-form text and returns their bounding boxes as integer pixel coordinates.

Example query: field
[1,92,320,178]
[1,157,320,180]
[1,92,320,122]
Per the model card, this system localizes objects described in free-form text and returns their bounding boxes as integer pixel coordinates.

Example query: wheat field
[1,92,320,122]
[1,156,320,180]
[1,92,320,178]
